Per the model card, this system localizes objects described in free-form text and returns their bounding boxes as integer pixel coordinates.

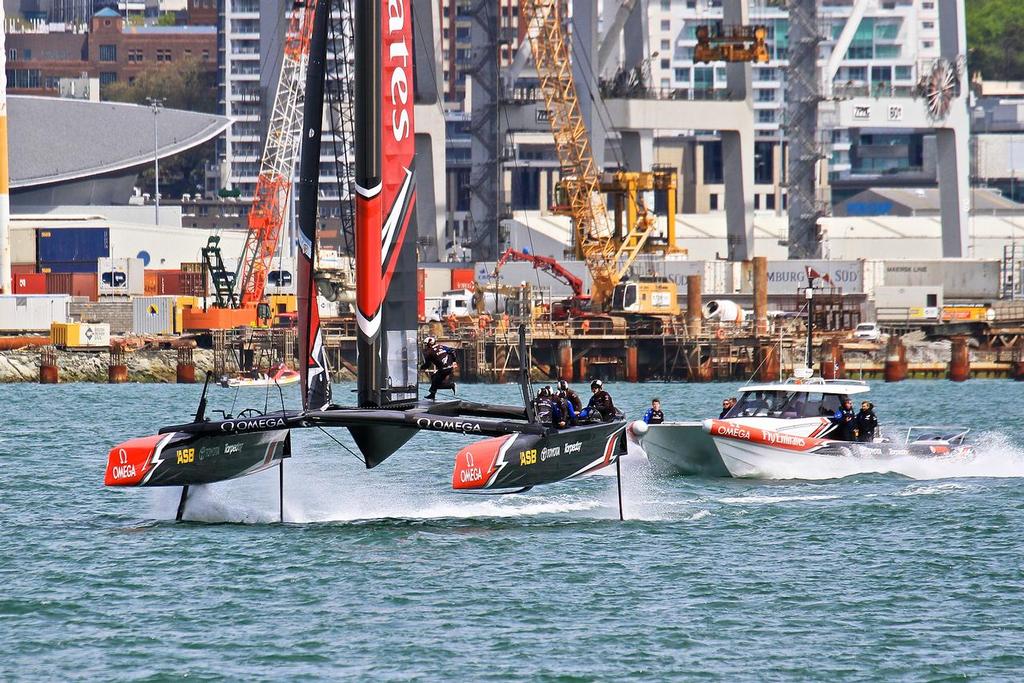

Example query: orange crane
[184,0,320,330]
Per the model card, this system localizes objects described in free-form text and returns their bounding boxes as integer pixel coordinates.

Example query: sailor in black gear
[534,386,559,427]
[579,379,616,422]
[420,336,458,400]
[719,397,736,419]
[557,379,583,412]
[643,398,664,425]
[856,401,878,442]
[832,396,858,441]
[553,390,575,428]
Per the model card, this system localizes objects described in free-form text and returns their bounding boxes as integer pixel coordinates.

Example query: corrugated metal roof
[8,96,230,189]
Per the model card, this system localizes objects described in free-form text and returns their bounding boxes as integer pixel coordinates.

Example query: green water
[2,380,1024,680]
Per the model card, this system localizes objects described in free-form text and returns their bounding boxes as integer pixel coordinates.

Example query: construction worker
[420,336,458,400]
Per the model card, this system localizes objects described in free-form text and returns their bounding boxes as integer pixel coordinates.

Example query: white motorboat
[702,419,974,480]
[638,372,871,476]
[222,363,301,389]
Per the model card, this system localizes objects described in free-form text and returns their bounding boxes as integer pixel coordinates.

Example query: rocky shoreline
[0,348,218,383]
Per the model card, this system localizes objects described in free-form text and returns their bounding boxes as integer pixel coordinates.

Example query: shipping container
[422,268,451,298]
[11,230,36,264]
[451,267,476,290]
[876,259,1000,301]
[266,256,297,295]
[0,295,71,332]
[45,272,72,295]
[11,263,36,275]
[738,260,864,295]
[71,273,97,301]
[98,257,145,297]
[51,321,110,348]
[144,270,159,296]
[873,286,943,321]
[132,296,177,335]
[180,272,205,297]
[36,227,109,266]
[180,261,204,274]
[39,260,100,274]
[13,273,46,294]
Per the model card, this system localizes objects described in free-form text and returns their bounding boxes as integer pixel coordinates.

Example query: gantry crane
[521,0,664,310]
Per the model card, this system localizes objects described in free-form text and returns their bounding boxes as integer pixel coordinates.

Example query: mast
[354,0,419,407]
[296,0,332,410]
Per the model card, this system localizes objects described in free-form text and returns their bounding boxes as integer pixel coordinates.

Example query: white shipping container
[0,295,71,332]
[132,296,177,335]
[11,228,35,264]
[78,322,111,347]
[317,296,340,318]
[422,268,452,298]
[879,259,1000,300]
[266,256,297,295]
[98,257,145,296]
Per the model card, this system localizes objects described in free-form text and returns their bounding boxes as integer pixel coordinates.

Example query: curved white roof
[9,96,230,189]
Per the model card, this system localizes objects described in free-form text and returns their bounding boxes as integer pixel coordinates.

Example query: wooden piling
[883,335,907,382]
[39,345,58,384]
[625,342,639,383]
[175,340,196,384]
[820,338,845,380]
[558,339,574,382]
[755,342,780,382]
[108,341,128,384]
[753,256,768,336]
[948,336,970,382]
[686,274,702,337]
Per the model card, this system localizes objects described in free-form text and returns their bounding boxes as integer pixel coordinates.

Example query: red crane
[493,248,591,318]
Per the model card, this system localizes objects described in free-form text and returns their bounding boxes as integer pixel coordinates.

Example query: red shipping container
[451,267,476,290]
[180,272,205,297]
[46,272,73,295]
[71,272,98,301]
[12,263,35,275]
[417,269,426,320]
[144,271,160,295]
[14,273,46,294]
[157,271,183,295]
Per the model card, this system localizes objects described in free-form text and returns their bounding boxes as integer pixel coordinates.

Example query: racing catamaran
[103,0,627,519]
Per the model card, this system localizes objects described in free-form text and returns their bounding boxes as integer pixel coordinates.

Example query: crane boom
[237,0,320,307]
[494,247,585,298]
[521,0,656,309]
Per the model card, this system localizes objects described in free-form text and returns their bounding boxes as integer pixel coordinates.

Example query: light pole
[147,97,164,225]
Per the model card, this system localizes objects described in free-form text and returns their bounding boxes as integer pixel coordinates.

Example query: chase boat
[638,371,870,476]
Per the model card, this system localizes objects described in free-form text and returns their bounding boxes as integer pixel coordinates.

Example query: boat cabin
[724,378,870,419]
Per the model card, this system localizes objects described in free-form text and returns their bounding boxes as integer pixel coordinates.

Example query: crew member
[643,398,665,425]
[534,386,562,427]
[557,379,583,412]
[719,397,736,419]
[554,389,576,428]
[579,379,615,422]
[420,336,458,400]
[856,401,878,443]
[832,397,857,441]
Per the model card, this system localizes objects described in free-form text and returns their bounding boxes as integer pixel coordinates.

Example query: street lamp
[147,97,165,225]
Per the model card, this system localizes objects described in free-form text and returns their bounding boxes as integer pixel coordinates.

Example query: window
[922,41,934,49]
[99,44,117,62]
[661,39,670,51]
[922,21,934,30]
[6,69,41,88]
[709,194,719,210]
[202,49,210,61]
[156,49,173,62]
[128,49,144,63]
[754,194,760,210]
[22,49,31,60]
[895,65,912,80]
[757,110,775,123]
[674,67,690,82]
[660,20,670,31]
[100,72,117,85]
[7,49,14,61]
[660,58,670,69]
[756,88,774,102]
[765,194,775,210]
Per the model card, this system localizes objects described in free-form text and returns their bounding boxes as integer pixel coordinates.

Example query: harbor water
[3,380,1024,680]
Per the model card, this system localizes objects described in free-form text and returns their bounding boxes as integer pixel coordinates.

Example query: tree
[966,0,1024,81]
[103,57,221,198]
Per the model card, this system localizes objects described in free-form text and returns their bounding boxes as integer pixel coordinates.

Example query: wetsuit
[580,390,616,422]
[856,409,878,442]
[421,345,457,399]
[643,408,664,425]
[832,406,857,441]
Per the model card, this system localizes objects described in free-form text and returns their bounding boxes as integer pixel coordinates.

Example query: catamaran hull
[105,429,290,487]
[453,421,627,491]
[639,422,729,476]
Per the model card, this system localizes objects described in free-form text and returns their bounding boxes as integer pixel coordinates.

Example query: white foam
[718,494,840,505]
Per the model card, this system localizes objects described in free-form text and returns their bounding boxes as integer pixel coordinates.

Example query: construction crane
[521,0,662,310]
[185,0,320,331]
[236,0,320,306]
[694,24,770,63]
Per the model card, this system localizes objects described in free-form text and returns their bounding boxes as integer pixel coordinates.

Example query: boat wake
[732,431,1024,481]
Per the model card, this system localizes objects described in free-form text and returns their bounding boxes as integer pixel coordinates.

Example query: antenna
[804,281,814,369]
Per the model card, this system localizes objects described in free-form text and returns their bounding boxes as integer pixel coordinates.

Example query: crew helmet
[591,379,603,390]
[557,379,569,390]
[424,336,436,347]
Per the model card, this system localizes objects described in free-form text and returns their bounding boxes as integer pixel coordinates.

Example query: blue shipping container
[36,228,110,265]
[38,260,100,274]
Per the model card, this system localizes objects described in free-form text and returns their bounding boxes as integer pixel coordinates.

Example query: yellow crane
[522,0,663,310]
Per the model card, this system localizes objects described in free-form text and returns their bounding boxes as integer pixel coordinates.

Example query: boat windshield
[725,390,844,419]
